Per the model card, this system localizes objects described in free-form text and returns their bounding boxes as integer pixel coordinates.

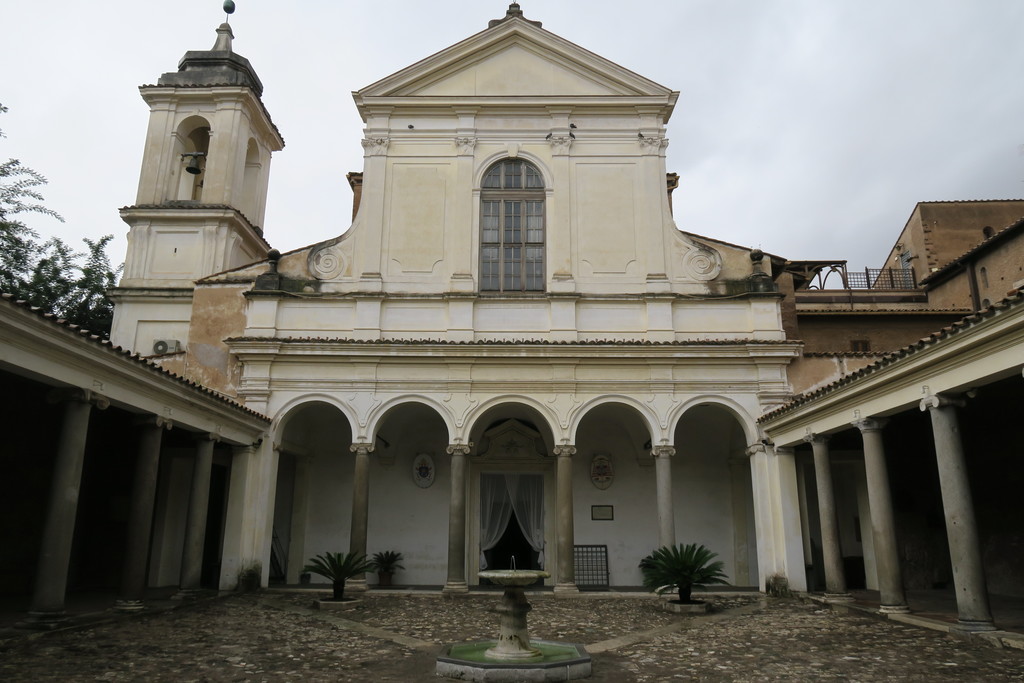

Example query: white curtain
[507,473,545,568]
[479,474,514,570]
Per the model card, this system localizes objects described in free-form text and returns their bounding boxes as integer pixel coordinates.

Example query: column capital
[47,387,109,410]
[349,442,375,456]
[446,443,473,457]
[651,445,675,458]
[746,442,768,457]
[853,417,889,433]
[803,431,829,445]
[135,415,173,431]
[920,393,966,412]
[553,445,576,458]
[194,432,220,444]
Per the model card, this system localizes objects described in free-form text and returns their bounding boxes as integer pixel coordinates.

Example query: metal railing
[845,268,916,289]
[804,265,916,290]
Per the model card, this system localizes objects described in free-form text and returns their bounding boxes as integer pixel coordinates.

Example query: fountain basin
[436,640,592,682]
[479,569,550,586]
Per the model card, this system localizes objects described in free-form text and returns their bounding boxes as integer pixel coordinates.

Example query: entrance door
[480,473,544,571]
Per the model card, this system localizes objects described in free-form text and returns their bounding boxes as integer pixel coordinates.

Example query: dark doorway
[200,462,229,588]
[485,511,537,571]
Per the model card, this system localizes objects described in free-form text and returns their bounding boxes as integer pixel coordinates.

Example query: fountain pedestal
[485,577,542,660]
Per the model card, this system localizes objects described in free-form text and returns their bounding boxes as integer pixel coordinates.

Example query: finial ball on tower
[224,1,236,14]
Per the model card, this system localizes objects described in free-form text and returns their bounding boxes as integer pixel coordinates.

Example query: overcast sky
[4,1,1023,272]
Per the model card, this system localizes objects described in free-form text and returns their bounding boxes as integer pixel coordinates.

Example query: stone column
[920,394,995,631]
[116,416,172,611]
[652,446,676,548]
[348,442,373,592]
[26,389,108,627]
[853,418,908,613]
[553,445,578,594]
[176,434,217,596]
[806,433,851,601]
[443,443,472,594]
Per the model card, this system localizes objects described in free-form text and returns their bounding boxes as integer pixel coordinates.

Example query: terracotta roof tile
[759,289,1024,423]
[0,294,269,422]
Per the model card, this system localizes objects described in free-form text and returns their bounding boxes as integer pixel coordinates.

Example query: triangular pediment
[357,18,673,100]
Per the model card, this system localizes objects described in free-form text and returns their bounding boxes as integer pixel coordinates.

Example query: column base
[114,599,146,612]
[879,604,910,614]
[553,583,579,596]
[442,581,469,595]
[171,588,204,601]
[823,592,854,603]
[19,610,69,630]
[953,618,998,633]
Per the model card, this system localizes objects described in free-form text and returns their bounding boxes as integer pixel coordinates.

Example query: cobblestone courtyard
[2,591,1022,681]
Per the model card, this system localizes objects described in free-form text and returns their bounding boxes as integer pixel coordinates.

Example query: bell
[184,153,204,175]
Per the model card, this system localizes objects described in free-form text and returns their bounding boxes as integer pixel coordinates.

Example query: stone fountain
[436,568,592,681]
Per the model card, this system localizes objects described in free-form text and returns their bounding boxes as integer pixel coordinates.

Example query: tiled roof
[802,351,886,358]
[0,294,270,422]
[227,336,797,347]
[796,308,969,315]
[917,198,1024,204]
[759,289,1024,423]
[919,215,1024,285]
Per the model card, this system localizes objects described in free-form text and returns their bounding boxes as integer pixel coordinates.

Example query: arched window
[480,159,545,292]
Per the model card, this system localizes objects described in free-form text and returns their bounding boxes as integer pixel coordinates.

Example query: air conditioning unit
[152,339,182,355]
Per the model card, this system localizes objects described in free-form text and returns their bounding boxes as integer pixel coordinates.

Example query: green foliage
[639,543,729,603]
[303,551,375,600]
[1,103,121,335]
[371,550,404,574]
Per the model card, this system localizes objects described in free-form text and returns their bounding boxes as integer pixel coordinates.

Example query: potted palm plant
[303,551,375,603]
[640,543,729,613]
[371,550,404,587]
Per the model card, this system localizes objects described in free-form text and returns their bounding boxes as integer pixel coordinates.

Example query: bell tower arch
[110,20,284,354]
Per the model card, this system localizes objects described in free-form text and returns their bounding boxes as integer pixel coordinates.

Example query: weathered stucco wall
[185,283,253,397]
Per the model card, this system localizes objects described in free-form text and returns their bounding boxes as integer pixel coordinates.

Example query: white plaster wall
[366,451,450,586]
[303,452,355,562]
[572,447,659,587]
[672,447,739,583]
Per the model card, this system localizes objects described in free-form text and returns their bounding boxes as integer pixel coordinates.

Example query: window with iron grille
[480,159,545,292]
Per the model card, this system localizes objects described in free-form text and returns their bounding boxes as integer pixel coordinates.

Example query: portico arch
[465,401,560,586]
[573,399,659,586]
[270,399,355,584]
[365,399,452,586]
[671,401,760,588]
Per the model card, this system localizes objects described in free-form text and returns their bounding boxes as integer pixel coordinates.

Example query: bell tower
[110,18,284,354]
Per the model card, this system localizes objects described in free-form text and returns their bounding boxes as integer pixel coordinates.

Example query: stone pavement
[1,590,1022,681]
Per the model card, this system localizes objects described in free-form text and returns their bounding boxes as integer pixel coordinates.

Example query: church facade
[109,5,804,594]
